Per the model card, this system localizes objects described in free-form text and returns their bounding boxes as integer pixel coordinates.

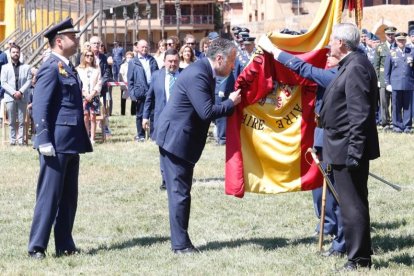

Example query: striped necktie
[168,72,176,92]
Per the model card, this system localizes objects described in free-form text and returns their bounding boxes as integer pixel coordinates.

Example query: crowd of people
[0,16,410,272]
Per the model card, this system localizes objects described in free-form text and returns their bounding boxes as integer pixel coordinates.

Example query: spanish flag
[225,0,363,198]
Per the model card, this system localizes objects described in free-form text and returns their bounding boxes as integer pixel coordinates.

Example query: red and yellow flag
[225,0,363,198]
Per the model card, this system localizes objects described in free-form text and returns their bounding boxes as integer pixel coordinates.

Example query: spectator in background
[112,41,125,81]
[154,39,167,69]
[0,48,8,108]
[199,37,210,58]
[184,34,202,60]
[179,45,195,69]
[5,39,24,63]
[90,36,111,135]
[1,44,32,145]
[75,41,91,66]
[127,39,158,142]
[166,36,180,51]
[119,51,136,116]
[77,50,102,144]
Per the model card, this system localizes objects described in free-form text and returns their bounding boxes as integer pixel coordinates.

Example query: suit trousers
[159,147,195,250]
[392,90,413,131]
[332,159,372,265]
[6,100,27,144]
[28,153,80,253]
[135,100,145,138]
[379,87,391,126]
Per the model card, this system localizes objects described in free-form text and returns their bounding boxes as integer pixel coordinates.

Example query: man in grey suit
[155,38,241,254]
[1,44,32,145]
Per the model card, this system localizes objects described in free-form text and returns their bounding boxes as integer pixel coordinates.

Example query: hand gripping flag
[225,0,363,198]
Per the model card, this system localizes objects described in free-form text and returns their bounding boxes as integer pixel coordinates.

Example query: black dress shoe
[335,260,371,272]
[321,247,345,257]
[173,246,200,255]
[56,249,80,257]
[28,250,46,260]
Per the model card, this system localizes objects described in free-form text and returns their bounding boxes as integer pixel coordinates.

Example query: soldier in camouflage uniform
[374,26,397,129]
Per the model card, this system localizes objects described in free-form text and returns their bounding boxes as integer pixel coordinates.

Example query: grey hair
[332,23,360,51]
[206,38,236,61]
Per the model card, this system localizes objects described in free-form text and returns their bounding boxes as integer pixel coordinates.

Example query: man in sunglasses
[374,26,397,130]
[184,34,202,60]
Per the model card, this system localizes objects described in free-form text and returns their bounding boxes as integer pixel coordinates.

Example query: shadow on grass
[371,219,407,231]
[196,177,225,183]
[374,253,414,269]
[199,236,315,251]
[86,236,169,255]
[373,234,414,253]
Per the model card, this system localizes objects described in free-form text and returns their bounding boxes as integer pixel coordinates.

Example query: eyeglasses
[85,54,94,57]
[186,42,195,45]
[167,43,175,46]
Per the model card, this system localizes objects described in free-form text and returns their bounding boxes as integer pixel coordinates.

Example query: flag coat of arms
[225,0,363,198]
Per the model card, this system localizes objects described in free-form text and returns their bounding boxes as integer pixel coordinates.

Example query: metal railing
[164,15,213,25]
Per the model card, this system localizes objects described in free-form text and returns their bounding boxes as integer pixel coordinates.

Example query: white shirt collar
[51,51,70,65]
[207,58,217,79]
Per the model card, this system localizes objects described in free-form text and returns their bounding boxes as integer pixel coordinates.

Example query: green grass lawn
[0,89,413,275]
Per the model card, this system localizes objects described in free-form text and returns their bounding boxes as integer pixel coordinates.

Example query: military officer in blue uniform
[384,32,414,133]
[28,18,92,259]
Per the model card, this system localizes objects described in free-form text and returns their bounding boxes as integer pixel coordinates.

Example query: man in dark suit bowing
[155,38,241,254]
[27,18,93,259]
[319,23,380,271]
[142,48,180,190]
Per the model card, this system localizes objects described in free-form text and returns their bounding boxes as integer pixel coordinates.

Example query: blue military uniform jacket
[112,46,125,65]
[32,53,92,154]
[384,47,414,90]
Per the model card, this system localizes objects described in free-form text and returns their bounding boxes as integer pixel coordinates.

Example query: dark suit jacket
[155,58,235,164]
[98,53,111,94]
[143,68,182,136]
[319,51,379,164]
[127,55,158,101]
[32,54,92,154]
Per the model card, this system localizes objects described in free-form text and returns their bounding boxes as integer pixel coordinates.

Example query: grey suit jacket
[1,62,32,103]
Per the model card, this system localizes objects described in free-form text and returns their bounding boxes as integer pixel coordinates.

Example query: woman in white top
[76,50,102,144]
[179,45,195,69]
[119,51,135,115]
[154,39,167,69]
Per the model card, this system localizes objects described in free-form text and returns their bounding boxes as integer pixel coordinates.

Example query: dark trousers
[379,87,391,126]
[159,147,195,250]
[135,100,145,138]
[28,153,80,253]
[332,159,371,265]
[392,90,413,131]
[121,98,136,116]
[312,163,345,252]
[112,63,120,82]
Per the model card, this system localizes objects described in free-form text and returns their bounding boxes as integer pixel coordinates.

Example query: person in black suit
[319,23,380,271]
[155,38,241,254]
[142,49,180,190]
[28,18,93,259]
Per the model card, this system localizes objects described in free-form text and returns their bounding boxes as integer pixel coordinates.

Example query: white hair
[332,23,360,51]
